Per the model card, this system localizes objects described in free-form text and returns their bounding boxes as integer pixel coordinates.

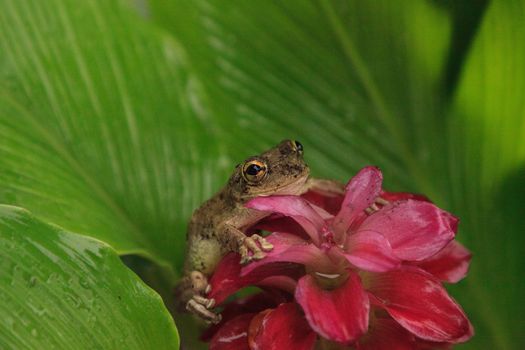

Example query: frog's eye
[242,160,267,183]
[291,140,304,154]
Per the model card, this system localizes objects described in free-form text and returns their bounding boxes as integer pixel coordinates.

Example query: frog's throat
[243,173,310,198]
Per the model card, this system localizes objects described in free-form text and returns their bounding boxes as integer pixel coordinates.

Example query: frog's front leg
[218,223,273,264]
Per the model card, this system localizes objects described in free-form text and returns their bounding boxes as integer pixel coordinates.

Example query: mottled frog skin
[178,139,343,323]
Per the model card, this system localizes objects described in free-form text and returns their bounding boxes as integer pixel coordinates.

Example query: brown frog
[178,139,343,323]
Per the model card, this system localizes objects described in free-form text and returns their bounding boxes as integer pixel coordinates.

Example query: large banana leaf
[446,1,525,347]
[0,205,179,348]
[0,0,524,348]
[149,0,524,348]
[0,0,224,270]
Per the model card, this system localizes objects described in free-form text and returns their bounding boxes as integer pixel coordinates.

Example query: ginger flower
[205,166,473,349]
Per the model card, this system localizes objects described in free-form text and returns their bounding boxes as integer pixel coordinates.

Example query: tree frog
[178,140,343,323]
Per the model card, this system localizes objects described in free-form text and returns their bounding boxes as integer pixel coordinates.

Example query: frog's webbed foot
[239,234,273,264]
[184,271,221,324]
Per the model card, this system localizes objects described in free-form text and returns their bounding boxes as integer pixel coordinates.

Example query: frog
[177,139,345,324]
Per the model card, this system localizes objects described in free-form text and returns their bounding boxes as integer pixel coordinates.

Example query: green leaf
[148,1,524,348]
[1,0,524,348]
[446,1,525,348]
[0,0,225,270]
[150,0,452,196]
[0,205,179,349]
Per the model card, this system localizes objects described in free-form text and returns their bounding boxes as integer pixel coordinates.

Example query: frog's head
[228,139,310,200]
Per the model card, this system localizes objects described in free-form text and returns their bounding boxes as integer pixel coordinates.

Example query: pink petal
[333,166,383,236]
[209,252,297,305]
[358,318,452,349]
[360,200,455,261]
[344,231,400,272]
[210,313,253,350]
[415,339,453,350]
[241,232,331,277]
[368,267,473,343]
[381,191,431,203]
[247,310,270,349]
[251,215,310,240]
[356,318,416,350]
[257,276,297,294]
[295,272,370,343]
[248,303,316,350]
[208,253,245,305]
[202,291,287,342]
[246,196,325,244]
[442,212,459,234]
[309,203,335,220]
[301,189,344,215]
[414,241,472,283]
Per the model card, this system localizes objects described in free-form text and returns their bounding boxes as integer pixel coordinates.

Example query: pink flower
[205,166,473,349]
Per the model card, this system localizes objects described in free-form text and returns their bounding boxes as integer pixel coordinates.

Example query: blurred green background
[1,0,524,348]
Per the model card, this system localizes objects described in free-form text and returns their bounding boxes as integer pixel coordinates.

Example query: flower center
[306,251,350,290]
[313,271,349,290]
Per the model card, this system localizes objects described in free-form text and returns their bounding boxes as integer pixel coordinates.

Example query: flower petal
[333,166,383,235]
[295,272,370,343]
[246,196,325,244]
[210,313,254,350]
[257,276,297,294]
[358,317,452,349]
[208,253,246,305]
[309,203,335,221]
[202,291,288,342]
[356,318,416,350]
[344,230,400,272]
[442,212,459,234]
[301,189,344,215]
[368,267,473,342]
[414,241,472,283]
[380,191,431,203]
[209,252,297,305]
[241,232,330,277]
[248,303,316,350]
[251,215,310,240]
[360,200,455,261]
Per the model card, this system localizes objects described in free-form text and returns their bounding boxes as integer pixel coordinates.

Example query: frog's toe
[365,196,390,214]
[239,245,251,264]
[190,270,209,293]
[239,235,273,263]
[192,295,216,309]
[205,313,222,325]
[186,299,222,324]
[252,234,273,251]
[252,251,266,260]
